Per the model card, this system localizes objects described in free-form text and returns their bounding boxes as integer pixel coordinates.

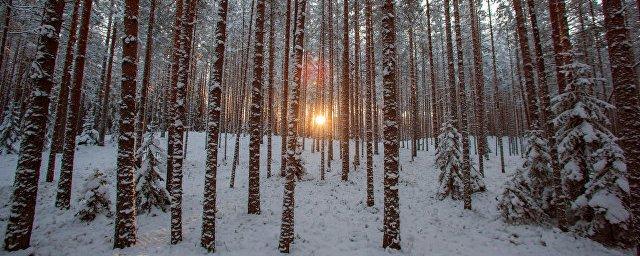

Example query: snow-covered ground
[0,133,632,255]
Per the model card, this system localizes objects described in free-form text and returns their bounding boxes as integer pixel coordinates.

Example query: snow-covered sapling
[436,118,485,200]
[76,169,113,222]
[135,128,169,214]
[77,113,99,146]
[499,130,552,224]
[0,103,21,154]
[552,57,632,246]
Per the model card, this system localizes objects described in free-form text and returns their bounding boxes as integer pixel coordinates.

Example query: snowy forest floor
[0,133,633,255]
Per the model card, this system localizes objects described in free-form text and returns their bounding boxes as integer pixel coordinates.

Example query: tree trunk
[486,0,505,173]
[280,0,292,177]
[200,0,228,251]
[469,0,486,176]
[512,0,540,129]
[266,0,275,178]
[98,11,117,146]
[409,28,418,160]
[340,0,350,181]
[166,0,183,192]
[425,0,438,148]
[45,0,81,182]
[352,0,361,167]
[602,0,640,254]
[170,0,197,244]
[55,0,93,210]
[278,0,307,252]
[364,0,374,207]
[381,0,400,249]
[136,0,157,166]
[547,0,572,229]
[113,0,140,247]
[453,0,472,210]
[0,0,13,75]
[2,0,66,249]
[248,0,265,215]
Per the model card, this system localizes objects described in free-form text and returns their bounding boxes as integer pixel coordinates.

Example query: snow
[0,133,632,255]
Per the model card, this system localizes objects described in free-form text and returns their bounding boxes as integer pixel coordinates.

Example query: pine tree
[340,0,350,181]
[76,169,113,222]
[280,0,293,177]
[469,0,486,175]
[168,0,197,244]
[55,0,94,210]
[113,0,140,247]
[3,0,67,250]
[0,103,20,154]
[436,119,486,200]
[602,0,640,251]
[572,139,631,247]
[498,130,552,224]
[45,0,81,182]
[200,0,228,252]
[248,0,266,215]
[278,0,307,251]
[135,129,170,214]
[381,0,400,248]
[98,9,117,146]
[135,0,157,166]
[364,0,374,207]
[552,58,633,246]
[77,113,99,146]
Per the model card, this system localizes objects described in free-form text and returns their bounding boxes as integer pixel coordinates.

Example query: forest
[0,0,639,254]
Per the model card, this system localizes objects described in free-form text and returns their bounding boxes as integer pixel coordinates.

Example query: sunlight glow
[314,115,326,126]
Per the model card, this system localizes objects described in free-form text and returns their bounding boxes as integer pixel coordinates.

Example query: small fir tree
[0,103,21,154]
[77,113,99,146]
[135,127,169,214]
[76,169,113,222]
[436,117,485,200]
[552,57,632,246]
[498,130,553,224]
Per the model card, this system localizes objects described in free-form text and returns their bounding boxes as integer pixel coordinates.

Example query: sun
[314,115,326,126]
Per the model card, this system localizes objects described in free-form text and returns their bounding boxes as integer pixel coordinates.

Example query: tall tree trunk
[55,0,93,210]
[0,0,12,78]
[364,0,374,207]
[3,0,66,248]
[486,0,505,173]
[409,28,418,159]
[548,0,573,93]
[136,0,157,165]
[201,0,228,251]
[98,13,117,146]
[280,0,292,177]
[602,0,640,254]
[166,0,183,192]
[113,0,140,247]
[266,0,275,178]
[381,0,400,249]
[248,0,265,215]
[444,0,457,128]
[512,0,540,129]
[426,0,438,148]
[352,0,361,167]
[340,0,350,181]
[469,0,486,176]
[278,0,307,252]
[45,0,81,182]
[170,0,197,244]
[453,0,472,210]
[526,0,560,202]
[547,0,572,228]
[327,0,335,161]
